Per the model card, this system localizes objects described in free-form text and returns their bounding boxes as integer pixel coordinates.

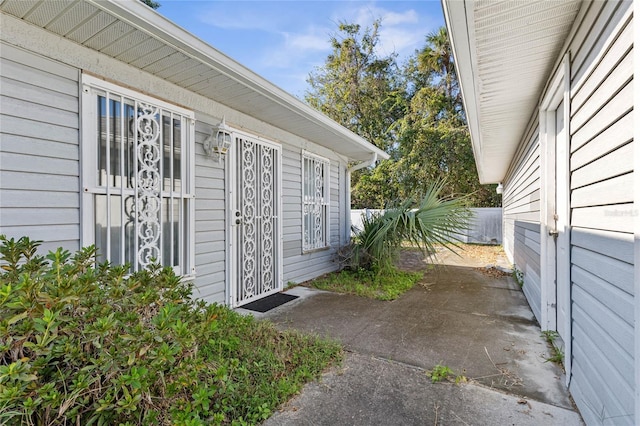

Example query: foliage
[512,268,524,288]
[428,364,453,383]
[0,236,341,425]
[346,181,472,272]
[427,364,467,384]
[305,21,406,152]
[541,330,564,366]
[139,0,160,9]
[307,23,501,207]
[308,267,422,301]
[349,159,399,209]
[394,28,502,207]
[305,21,407,207]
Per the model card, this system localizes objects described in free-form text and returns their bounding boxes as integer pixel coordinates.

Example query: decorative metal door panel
[231,135,281,307]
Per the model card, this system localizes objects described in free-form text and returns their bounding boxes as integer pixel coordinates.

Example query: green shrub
[0,236,341,425]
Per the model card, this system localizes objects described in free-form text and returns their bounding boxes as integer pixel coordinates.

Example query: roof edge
[89,0,389,161]
[441,0,489,183]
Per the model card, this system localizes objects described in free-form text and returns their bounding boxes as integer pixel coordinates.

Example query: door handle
[548,229,558,237]
[234,210,242,225]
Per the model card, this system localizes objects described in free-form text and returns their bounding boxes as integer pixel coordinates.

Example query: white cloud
[377,26,424,57]
[286,32,330,51]
[198,4,284,33]
[382,9,419,26]
[184,0,443,95]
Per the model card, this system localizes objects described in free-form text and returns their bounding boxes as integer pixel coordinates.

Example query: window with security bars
[302,152,330,252]
[82,75,195,276]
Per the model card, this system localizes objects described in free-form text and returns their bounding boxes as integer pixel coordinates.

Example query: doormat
[240,293,298,313]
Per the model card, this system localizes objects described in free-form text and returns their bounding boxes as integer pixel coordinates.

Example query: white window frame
[81,74,196,277]
[302,151,330,252]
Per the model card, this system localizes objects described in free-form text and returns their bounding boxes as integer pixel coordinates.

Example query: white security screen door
[230,134,282,307]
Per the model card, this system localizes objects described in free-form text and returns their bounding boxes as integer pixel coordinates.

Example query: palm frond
[351,180,472,271]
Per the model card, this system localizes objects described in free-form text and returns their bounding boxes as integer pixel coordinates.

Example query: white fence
[350,207,503,245]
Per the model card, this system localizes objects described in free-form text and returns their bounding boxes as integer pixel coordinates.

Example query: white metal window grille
[82,76,195,276]
[302,152,330,252]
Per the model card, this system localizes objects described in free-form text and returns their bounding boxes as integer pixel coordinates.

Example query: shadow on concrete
[254,249,583,425]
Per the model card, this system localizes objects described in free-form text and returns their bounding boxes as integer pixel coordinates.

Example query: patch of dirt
[395,249,429,272]
[396,244,508,271]
[457,244,505,265]
[475,266,511,278]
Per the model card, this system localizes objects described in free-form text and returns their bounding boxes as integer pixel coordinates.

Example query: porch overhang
[0,0,388,163]
[442,0,581,184]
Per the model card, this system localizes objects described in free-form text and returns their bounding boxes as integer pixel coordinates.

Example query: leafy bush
[345,180,472,272]
[0,236,341,425]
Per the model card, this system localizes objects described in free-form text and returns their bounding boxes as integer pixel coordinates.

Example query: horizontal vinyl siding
[565,1,635,424]
[282,146,342,284]
[192,115,226,305]
[0,42,80,254]
[502,119,542,324]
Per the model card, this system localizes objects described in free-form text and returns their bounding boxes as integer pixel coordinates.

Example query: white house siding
[0,42,80,254]
[502,119,542,324]
[282,146,344,284]
[0,14,351,307]
[566,1,635,424]
[192,113,226,304]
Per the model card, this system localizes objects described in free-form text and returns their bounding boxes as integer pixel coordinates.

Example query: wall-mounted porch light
[203,117,233,164]
[496,183,503,194]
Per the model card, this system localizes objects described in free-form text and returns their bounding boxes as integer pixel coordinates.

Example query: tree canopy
[139,0,160,9]
[305,24,501,208]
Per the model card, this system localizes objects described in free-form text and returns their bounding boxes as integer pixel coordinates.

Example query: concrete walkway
[250,249,583,425]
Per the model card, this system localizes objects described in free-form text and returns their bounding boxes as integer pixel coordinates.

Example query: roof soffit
[0,0,388,162]
[444,0,581,183]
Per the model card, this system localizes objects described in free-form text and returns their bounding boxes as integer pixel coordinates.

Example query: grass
[191,307,344,422]
[541,330,564,367]
[307,266,423,300]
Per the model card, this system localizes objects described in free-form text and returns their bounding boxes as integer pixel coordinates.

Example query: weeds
[427,364,467,384]
[542,330,564,366]
[512,268,524,287]
[0,235,342,425]
[429,364,453,383]
[308,267,422,300]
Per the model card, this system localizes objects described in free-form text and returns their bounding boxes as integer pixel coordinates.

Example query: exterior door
[552,99,570,348]
[230,134,282,307]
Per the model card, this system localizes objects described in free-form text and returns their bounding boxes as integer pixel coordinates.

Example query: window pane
[162,115,172,192]
[173,198,180,267]
[98,96,107,187]
[173,118,182,192]
[110,194,122,265]
[162,197,181,268]
[95,194,108,263]
[124,103,135,189]
[109,98,121,188]
[124,195,136,268]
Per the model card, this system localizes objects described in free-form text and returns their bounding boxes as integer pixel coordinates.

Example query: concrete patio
[243,247,584,425]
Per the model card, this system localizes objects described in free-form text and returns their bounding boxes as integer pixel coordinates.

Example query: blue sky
[157,1,444,98]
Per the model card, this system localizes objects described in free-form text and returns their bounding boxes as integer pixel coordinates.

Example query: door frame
[225,127,283,308]
[539,53,571,383]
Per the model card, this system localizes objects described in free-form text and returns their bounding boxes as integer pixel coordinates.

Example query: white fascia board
[442,0,490,184]
[88,0,389,162]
